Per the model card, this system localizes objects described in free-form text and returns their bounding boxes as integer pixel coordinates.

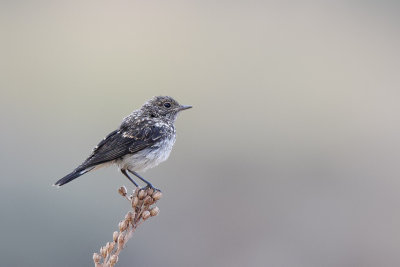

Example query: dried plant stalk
[93,186,162,267]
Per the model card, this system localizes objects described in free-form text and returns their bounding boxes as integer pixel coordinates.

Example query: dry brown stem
[93,186,162,267]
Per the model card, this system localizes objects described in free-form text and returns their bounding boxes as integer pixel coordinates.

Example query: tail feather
[54,167,95,186]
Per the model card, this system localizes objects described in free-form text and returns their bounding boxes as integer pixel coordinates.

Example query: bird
[54,96,192,189]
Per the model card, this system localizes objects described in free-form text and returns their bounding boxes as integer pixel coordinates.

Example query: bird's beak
[178,105,192,111]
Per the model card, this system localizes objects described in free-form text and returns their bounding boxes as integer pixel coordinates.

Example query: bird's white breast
[117,136,176,172]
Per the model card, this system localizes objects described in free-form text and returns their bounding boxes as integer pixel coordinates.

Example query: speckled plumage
[54,96,191,187]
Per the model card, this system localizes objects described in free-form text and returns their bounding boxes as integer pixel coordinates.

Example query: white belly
[117,136,176,172]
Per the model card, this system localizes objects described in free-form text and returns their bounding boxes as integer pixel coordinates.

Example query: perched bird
[54,96,191,188]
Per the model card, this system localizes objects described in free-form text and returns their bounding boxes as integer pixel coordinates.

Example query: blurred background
[1,1,400,266]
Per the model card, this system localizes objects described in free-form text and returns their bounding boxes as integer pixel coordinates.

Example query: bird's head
[141,96,192,121]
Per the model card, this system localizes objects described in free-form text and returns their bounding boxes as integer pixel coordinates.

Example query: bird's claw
[141,184,161,192]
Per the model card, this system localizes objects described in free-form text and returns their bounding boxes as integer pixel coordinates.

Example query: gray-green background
[1,1,400,266]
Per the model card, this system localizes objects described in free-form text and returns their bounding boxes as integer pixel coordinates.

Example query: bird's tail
[54,166,95,187]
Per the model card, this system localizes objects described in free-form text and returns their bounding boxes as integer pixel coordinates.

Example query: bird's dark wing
[79,121,169,169]
[55,119,172,187]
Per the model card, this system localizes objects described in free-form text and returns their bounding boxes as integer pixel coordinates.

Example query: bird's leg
[127,170,159,191]
[121,169,139,187]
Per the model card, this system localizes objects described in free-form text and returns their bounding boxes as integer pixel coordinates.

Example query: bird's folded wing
[80,121,169,169]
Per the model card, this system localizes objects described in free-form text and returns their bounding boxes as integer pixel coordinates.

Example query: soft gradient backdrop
[1,1,400,266]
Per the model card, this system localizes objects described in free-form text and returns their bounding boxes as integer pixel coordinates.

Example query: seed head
[144,195,153,205]
[117,233,125,248]
[138,189,146,200]
[150,206,160,216]
[100,246,107,258]
[119,220,128,232]
[107,242,115,253]
[142,210,151,220]
[105,242,114,254]
[125,211,134,221]
[93,253,101,263]
[134,187,139,195]
[146,187,154,196]
[152,191,162,201]
[110,255,118,266]
[132,196,139,208]
[118,186,127,196]
[113,231,119,242]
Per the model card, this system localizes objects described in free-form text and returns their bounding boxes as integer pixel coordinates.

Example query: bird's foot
[141,184,161,193]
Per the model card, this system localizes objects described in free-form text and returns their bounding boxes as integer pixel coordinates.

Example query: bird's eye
[164,102,171,108]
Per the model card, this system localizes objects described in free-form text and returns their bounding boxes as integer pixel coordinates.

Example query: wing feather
[78,120,169,169]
